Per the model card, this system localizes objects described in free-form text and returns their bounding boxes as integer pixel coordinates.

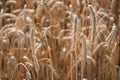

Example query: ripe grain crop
[0,0,120,80]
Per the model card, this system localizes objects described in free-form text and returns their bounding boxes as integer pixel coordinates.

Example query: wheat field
[0,0,120,80]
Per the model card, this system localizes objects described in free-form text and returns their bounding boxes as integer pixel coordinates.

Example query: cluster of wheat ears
[0,0,120,80]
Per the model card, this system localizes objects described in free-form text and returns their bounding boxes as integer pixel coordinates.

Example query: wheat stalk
[49,1,68,13]
[11,63,30,80]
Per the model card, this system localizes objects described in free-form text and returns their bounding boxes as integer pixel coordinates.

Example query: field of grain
[0,0,120,80]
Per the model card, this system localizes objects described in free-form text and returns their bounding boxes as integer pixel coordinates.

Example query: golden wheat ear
[88,5,96,42]
[30,27,40,80]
